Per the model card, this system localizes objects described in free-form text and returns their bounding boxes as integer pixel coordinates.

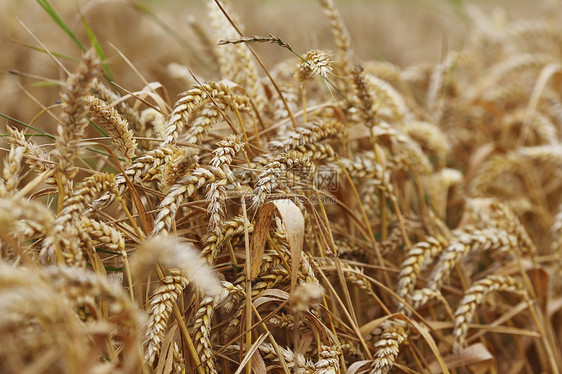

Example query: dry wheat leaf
[253,290,289,309]
[346,360,371,374]
[248,200,304,289]
[250,350,267,374]
[249,202,276,280]
[548,296,562,318]
[429,343,494,372]
[272,199,304,293]
[466,143,496,184]
[296,333,313,356]
[406,316,450,374]
[233,333,269,374]
[154,323,178,374]
[359,314,398,337]
[527,267,549,313]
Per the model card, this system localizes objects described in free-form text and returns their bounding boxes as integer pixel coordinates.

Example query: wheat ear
[55,48,100,182]
[200,215,254,265]
[5,126,54,178]
[413,227,523,309]
[163,80,253,146]
[295,49,333,82]
[252,150,314,208]
[317,0,353,72]
[313,345,341,374]
[151,166,233,237]
[0,145,24,197]
[207,135,244,235]
[370,320,408,374]
[161,146,200,190]
[87,95,137,160]
[90,146,176,211]
[453,275,527,353]
[144,269,189,366]
[550,203,562,291]
[267,119,341,153]
[41,173,117,266]
[396,234,448,312]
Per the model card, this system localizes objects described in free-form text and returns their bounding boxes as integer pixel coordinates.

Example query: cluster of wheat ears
[2,0,562,373]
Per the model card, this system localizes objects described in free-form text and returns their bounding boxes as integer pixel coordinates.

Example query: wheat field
[1,0,562,373]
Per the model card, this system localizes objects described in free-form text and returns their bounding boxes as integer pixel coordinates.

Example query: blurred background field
[0,0,546,130]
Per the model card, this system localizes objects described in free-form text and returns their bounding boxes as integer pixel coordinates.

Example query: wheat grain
[79,216,125,252]
[313,345,340,374]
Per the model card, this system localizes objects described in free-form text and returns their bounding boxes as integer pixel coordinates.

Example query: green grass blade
[30,81,63,88]
[89,119,109,138]
[81,15,114,82]
[36,0,86,52]
[0,133,46,138]
[10,39,79,61]
[0,112,55,139]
